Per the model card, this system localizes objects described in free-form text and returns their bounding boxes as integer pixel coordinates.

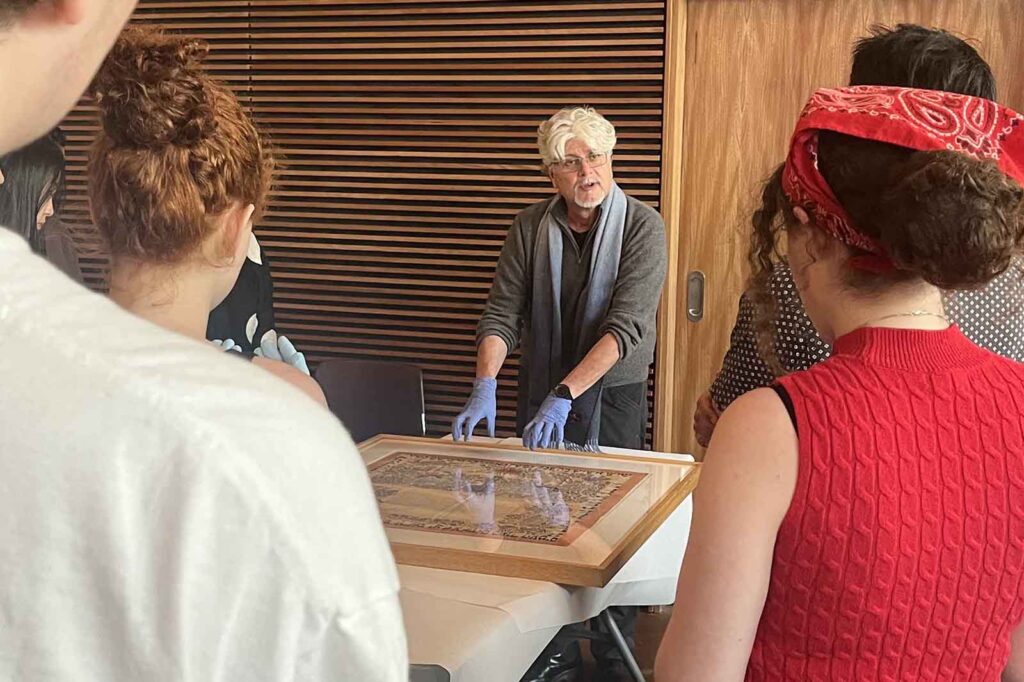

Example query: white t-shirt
[0,229,408,681]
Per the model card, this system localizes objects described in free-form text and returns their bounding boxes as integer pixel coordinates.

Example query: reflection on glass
[563,441,603,453]
[524,470,571,530]
[452,467,572,537]
[369,451,646,546]
[452,468,498,535]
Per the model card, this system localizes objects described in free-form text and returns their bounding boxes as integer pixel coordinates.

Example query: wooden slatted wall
[60,0,667,439]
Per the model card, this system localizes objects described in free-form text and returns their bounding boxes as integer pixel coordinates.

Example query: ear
[19,0,87,27]
[220,202,256,264]
[792,206,811,225]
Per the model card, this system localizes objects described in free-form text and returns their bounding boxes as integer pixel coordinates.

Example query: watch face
[554,384,572,399]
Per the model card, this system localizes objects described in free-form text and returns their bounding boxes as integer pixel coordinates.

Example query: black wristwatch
[552,383,574,400]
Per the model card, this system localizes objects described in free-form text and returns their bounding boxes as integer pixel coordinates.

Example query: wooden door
[668,0,1024,454]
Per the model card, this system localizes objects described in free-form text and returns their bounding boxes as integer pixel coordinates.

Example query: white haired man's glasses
[548,152,609,174]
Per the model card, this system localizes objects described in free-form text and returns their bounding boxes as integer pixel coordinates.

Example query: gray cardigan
[477,193,667,388]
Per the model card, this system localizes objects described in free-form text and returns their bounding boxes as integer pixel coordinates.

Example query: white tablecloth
[403,439,695,682]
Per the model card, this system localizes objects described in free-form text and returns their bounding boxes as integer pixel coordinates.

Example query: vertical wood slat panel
[60,0,667,439]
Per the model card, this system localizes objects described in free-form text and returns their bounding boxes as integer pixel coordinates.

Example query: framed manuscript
[358,435,700,587]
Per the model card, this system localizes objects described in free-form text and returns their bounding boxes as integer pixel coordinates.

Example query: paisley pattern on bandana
[782,86,1024,256]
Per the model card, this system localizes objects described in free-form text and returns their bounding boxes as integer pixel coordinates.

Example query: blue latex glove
[254,330,310,376]
[452,377,497,441]
[211,338,242,353]
[522,394,572,451]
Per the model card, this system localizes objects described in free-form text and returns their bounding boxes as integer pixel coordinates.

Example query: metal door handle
[686,270,705,322]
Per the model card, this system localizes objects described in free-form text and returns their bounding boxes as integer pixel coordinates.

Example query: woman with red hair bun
[89,26,323,405]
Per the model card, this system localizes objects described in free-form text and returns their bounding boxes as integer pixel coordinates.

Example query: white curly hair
[536,106,617,165]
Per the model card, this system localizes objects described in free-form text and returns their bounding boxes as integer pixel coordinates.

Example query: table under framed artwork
[358,435,700,587]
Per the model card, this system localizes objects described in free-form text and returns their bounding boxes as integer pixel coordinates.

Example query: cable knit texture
[747,325,1024,681]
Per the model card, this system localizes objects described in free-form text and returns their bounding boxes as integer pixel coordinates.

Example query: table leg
[598,609,645,682]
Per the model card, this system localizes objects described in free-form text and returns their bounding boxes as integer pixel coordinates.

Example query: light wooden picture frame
[358,435,700,587]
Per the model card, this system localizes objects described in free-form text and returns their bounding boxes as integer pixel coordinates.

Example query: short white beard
[574,189,606,209]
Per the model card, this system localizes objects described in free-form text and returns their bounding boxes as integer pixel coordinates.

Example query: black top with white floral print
[207,235,277,354]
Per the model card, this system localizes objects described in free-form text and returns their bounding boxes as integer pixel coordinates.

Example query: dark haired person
[657,85,1024,680]
[0,133,82,281]
[0,134,61,255]
[694,24,1024,447]
[0,7,406,680]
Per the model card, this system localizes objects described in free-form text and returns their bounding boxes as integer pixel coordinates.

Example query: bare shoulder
[252,356,328,407]
[715,387,794,437]
[700,387,799,518]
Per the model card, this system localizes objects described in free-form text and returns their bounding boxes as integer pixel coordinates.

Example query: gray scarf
[527,183,627,448]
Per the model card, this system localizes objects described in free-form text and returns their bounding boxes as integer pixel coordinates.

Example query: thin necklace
[855,309,950,330]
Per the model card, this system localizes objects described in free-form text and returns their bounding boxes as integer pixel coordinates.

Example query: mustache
[574,178,602,190]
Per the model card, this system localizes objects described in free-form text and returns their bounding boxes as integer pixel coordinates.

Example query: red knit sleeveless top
[746,326,1024,681]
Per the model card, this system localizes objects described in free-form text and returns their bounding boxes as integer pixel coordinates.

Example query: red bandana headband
[782,86,1024,270]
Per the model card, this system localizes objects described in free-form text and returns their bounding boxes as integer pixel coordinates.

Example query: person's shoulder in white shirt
[0,229,408,681]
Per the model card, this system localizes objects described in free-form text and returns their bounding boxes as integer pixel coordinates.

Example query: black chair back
[314,359,425,443]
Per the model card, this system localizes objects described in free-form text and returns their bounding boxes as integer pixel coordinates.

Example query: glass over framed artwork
[358,435,700,587]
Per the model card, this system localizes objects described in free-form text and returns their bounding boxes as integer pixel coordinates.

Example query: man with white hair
[453,106,667,681]
[455,106,667,454]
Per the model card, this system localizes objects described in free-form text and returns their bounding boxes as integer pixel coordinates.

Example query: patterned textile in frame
[369,452,647,546]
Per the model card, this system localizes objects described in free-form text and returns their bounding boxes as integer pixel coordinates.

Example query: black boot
[520,631,582,682]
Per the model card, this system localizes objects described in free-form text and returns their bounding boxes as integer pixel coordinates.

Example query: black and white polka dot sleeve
[709,291,776,410]
[708,256,1024,412]
[942,257,1024,363]
[709,262,830,410]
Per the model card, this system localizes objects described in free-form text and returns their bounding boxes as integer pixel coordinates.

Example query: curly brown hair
[88,25,274,265]
[749,133,1024,374]
[746,164,792,376]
